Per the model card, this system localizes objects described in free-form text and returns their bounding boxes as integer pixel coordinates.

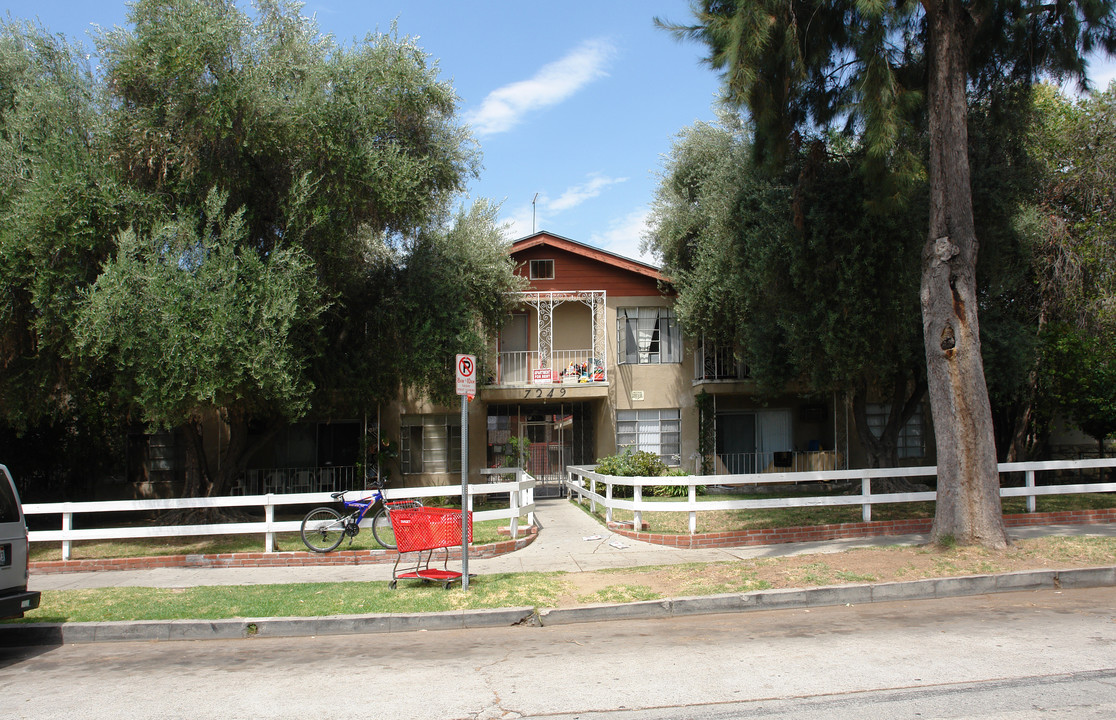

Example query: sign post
[455,354,476,590]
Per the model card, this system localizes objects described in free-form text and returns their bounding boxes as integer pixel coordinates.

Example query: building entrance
[486,402,595,497]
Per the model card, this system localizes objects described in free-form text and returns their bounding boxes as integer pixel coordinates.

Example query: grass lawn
[586,491,1116,535]
[10,535,1115,624]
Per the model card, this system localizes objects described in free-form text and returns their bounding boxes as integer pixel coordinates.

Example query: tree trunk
[165,408,279,524]
[922,0,1008,548]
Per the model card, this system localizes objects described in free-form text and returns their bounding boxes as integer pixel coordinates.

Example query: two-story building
[380,231,851,497]
[135,231,940,499]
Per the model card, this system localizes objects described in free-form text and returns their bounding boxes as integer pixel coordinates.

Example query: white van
[0,464,41,619]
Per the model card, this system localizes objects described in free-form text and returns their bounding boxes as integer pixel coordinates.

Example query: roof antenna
[532,192,539,234]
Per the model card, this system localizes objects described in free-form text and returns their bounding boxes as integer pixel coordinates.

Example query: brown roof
[510,231,664,282]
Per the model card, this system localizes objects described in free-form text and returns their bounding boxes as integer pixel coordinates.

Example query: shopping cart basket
[389,506,473,590]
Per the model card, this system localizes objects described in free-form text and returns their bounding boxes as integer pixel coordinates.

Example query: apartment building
[382,231,853,496]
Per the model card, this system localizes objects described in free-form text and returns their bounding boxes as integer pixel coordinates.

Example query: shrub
[651,467,706,497]
[595,447,668,477]
[592,448,704,497]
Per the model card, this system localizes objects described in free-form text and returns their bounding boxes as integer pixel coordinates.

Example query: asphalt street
[2,587,1114,720]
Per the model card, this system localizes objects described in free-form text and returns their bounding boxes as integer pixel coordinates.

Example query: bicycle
[300,480,422,552]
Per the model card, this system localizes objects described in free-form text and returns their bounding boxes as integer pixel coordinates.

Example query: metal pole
[460,394,469,590]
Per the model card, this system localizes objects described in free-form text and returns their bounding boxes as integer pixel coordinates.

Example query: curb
[4,565,1113,646]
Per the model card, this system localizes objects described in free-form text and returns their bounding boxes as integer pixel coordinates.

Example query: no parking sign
[455,354,476,397]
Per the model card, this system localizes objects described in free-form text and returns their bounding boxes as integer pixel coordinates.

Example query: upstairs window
[618,307,681,364]
[529,259,555,280]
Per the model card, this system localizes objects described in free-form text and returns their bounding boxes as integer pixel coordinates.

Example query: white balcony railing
[491,349,605,386]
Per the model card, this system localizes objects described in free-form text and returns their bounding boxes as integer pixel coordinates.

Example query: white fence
[25,468,535,561]
[566,459,1116,535]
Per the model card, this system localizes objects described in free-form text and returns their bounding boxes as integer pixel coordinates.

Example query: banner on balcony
[532,369,558,384]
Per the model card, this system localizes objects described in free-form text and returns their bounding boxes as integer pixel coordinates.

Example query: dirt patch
[555,536,1116,607]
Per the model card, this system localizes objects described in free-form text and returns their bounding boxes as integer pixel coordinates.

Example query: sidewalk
[29,497,1116,591]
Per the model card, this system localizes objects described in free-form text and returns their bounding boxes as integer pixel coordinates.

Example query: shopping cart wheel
[443,581,453,590]
[389,580,397,590]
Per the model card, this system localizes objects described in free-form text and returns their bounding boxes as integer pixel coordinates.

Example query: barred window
[616,408,681,464]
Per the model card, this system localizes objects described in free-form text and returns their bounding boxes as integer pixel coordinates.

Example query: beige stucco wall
[602,295,699,469]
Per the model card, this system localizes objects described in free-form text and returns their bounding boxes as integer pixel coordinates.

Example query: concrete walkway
[29,497,1116,592]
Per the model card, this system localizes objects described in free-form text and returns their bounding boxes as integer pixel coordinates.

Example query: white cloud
[465,38,615,136]
[589,208,659,267]
[548,174,628,213]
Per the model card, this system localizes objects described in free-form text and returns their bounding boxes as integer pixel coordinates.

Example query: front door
[487,403,593,497]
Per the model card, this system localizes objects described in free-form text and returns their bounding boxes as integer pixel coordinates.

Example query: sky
[6,1,1116,267]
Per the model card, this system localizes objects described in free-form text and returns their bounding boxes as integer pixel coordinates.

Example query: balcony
[491,349,606,386]
[485,290,608,393]
[694,340,750,383]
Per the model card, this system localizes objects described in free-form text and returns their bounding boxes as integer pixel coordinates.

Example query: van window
[0,476,19,523]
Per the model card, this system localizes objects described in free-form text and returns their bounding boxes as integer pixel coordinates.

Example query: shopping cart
[389,506,473,590]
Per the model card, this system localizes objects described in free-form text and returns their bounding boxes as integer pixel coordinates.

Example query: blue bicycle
[300,480,421,552]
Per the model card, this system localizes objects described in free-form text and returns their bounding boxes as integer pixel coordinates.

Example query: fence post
[264,496,275,553]
[510,477,520,540]
[61,507,73,561]
[633,484,642,531]
[604,481,611,524]
[861,477,872,522]
[526,471,535,526]
[689,483,697,535]
[1026,469,1036,513]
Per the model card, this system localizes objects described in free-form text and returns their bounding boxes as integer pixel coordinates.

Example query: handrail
[566,460,1116,535]
[25,470,536,561]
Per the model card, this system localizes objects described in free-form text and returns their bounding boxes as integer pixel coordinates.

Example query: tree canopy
[0,1,523,498]
[647,113,928,473]
[1029,84,1116,454]
[660,0,1116,548]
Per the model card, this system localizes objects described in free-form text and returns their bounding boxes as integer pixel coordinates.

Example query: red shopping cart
[389,506,473,590]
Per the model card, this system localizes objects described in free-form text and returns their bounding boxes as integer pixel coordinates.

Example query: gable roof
[509,231,663,282]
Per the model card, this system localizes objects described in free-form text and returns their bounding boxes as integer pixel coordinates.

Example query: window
[618,307,681,364]
[529,259,554,280]
[401,414,462,474]
[616,409,681,464]
[866,403,925,459]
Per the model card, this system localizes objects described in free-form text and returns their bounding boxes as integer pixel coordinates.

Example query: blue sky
[6,2,1116,266]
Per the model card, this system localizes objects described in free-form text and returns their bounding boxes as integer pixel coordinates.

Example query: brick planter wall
[606,508,1116,549]
[30,525,538,574]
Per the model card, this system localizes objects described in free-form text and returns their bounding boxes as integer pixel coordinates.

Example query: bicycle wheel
[301,507,345,552]
[370,507,397,550]
[371,501,422,550]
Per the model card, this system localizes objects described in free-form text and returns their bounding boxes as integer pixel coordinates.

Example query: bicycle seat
[331,491,346,500]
